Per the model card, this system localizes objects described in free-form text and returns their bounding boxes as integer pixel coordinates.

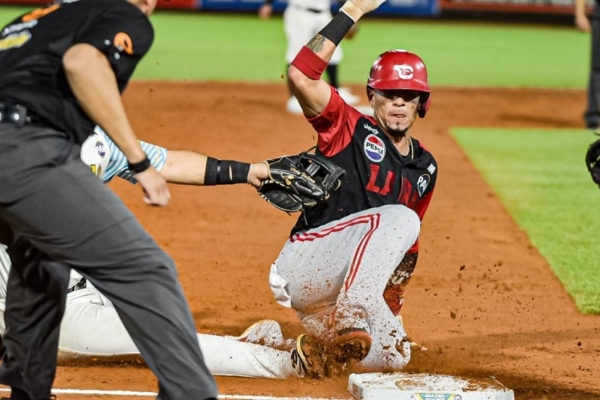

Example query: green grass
[0,6,589,87]
[452,128,600,314]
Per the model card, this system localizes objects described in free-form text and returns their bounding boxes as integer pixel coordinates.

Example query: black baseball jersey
[0,0,153,144]
[292,87,438,253]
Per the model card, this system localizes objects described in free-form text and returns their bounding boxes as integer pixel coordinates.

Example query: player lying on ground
[264,0,438,378]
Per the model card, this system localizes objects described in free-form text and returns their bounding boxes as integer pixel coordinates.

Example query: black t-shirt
[0,0,154,144]
[291,87,438,254]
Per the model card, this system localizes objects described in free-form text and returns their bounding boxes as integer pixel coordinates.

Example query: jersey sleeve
[99,129,168,184]
[74,7,153,85]
[308,87,364,157]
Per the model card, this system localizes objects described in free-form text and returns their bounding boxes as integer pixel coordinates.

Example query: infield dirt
[53,82,600,399]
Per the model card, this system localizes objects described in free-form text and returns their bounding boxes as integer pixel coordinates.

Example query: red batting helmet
[367,49,431,118]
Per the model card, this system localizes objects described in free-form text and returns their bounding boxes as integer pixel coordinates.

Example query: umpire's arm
[63,44,170,206]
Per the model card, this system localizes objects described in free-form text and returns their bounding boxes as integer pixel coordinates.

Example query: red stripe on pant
[289,213,381,292]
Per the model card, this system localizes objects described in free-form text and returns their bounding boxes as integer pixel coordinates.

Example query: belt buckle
[0,103,28,127]
[10,104,28,128]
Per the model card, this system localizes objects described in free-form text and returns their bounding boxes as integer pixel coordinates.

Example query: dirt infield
[53,82,600,399]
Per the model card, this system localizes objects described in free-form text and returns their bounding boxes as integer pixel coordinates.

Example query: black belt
[292,4,325,13]
[0,102,43,127]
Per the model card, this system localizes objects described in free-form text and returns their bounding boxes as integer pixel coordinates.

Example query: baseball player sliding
[264,0,438,377]
[0,127,302,379]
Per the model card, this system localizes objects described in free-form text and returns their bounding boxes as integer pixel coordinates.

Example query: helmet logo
[394,64,414,80]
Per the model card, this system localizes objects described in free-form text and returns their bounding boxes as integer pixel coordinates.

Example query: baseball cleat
[329,328,372,374]
[291,333,326,378]
[229,319,294,350]
[291,329,372,378]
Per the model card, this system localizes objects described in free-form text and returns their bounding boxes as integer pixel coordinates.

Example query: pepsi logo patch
[417,174,430,197]
[364,134,386,163]
[95,141,106,158]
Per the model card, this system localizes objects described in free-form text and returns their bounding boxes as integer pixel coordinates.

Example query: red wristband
[291,46,328,80]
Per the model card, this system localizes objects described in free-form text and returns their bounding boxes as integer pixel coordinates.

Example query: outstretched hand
[348,0,386,14]
[247,162,269,188]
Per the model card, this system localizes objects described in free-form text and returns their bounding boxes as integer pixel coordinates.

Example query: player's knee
[380,205,421,236]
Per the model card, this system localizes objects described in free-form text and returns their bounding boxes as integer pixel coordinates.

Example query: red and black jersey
[0,0,154,144]
[291,87,438,253]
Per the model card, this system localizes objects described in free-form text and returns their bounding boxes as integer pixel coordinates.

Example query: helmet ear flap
[418,93,431,118]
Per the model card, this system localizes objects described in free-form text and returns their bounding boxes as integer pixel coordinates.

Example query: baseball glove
[586,137,600,186]
[258,149,345,213]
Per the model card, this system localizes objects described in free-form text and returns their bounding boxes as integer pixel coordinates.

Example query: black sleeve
[74,7,154,83]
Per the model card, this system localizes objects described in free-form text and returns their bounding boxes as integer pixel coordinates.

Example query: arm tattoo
[307,35,327,53]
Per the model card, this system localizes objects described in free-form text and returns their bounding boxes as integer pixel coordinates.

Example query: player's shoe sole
[291,328,372,378]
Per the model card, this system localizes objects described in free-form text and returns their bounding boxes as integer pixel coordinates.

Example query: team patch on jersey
[95,141,106,158]
[427,163,436,174]
[364,134,386,163]
[417,174,430,197]
[0,31,31,51]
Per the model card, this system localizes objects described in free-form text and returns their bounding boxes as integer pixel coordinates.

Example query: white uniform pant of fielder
[283,4,343,65]
[0,247,297,379]
[270,204,420,370]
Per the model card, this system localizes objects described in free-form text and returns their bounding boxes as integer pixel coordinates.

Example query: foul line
[0,387,350,399]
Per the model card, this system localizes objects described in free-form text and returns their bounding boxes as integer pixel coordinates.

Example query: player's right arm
[287,0,383,117]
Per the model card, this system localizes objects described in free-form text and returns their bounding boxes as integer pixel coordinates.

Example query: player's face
[369,88,420,137]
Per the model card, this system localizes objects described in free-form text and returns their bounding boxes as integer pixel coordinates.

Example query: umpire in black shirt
[0,1,218,399]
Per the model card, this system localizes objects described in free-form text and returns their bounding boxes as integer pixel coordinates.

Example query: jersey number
[366,164,395,196]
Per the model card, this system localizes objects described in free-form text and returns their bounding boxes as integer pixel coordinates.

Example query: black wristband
[318,10,355,46]
[128,156,151,174]
[204,157,250,185]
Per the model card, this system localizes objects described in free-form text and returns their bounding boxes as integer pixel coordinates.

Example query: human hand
[134,167,171,206]
[258,4,273,19]
[247,162,269,188]
[576,13,591,32]
[347,0,386,14]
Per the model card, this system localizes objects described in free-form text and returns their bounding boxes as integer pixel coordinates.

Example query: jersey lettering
[366,164,395,195]
[22,5,61,23]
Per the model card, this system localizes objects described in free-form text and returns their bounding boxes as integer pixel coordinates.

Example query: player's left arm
[287,0,382,117]
[104,134,267,188]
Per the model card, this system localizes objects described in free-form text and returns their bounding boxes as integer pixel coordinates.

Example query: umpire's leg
[0,125,218,400]
[586,16,600,128]
[0,239,70,398]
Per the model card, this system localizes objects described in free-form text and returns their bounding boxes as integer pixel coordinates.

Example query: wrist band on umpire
[291,46,329,80]
[128,156,151,174]
[204,157,250,185]
[318,10,355,46]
